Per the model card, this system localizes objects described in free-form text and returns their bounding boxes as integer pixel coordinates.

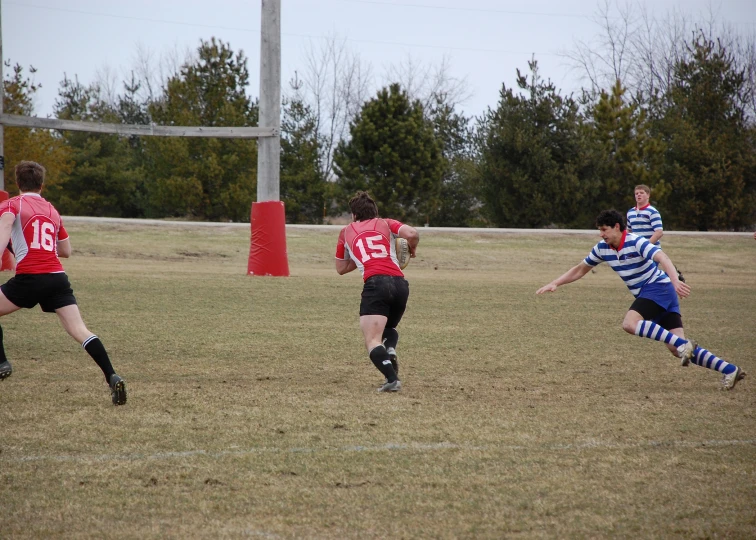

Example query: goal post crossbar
[0,113,278,139]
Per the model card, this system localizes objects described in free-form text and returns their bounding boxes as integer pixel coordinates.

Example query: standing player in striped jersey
[627,184,685,282]
[0,161,127,405]
[335,191,419,392]
[536,209,746,390]
[627,185,663,245]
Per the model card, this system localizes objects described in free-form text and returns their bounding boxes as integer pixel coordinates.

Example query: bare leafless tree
[563,0,637,98]
[716,23,756,120]
[294,35,475,181]
[296,34,373,181]
[632,5,696,99]
[563,0,755,116]
[382,53,472,113]
[130,42,192,104]
[93,65,119,108]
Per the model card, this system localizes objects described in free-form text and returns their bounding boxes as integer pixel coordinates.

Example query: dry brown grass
[1,223,754,539]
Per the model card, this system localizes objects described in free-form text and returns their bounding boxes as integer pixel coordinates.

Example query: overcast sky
[5,0,756,119]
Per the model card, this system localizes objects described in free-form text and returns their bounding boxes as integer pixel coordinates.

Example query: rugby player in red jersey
[0,161,126,405]
[335,191,419,392]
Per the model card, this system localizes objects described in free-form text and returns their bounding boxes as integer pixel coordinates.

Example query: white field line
[5,439,755,464]
[62,216,754,236]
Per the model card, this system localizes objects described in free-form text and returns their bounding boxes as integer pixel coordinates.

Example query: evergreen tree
[53,76,144,217]
[586,80,666,213]
[333,83,443,223]
[651,33,756,230]
[428,95,481,227]
[3,63,71,195]
[478,60,590,228]
[146,38,259,221]
[280,77,327,223]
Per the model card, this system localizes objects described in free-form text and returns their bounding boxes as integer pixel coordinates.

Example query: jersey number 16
[30,219,56,251]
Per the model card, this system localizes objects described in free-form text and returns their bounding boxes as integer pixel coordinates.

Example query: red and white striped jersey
[0,193,68,274]
[335,218,405,281]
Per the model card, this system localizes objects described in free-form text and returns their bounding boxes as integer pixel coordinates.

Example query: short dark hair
[349,191,379,221]
[596,209,626,231]
[15,161,46,192]
[634,184,651,194]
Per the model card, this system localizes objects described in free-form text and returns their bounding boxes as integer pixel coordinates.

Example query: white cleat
[721,367,746,391]
[677,340,696,367]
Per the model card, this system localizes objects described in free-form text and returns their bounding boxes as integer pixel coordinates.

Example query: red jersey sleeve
[0,198,18,217]
[384,218,404,235]
[335,228,348,259]
[58,223,69,241]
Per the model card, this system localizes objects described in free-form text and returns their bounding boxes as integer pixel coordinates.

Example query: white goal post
[0,0,281,199]
[0,113,278,139]
[0,0,288,276]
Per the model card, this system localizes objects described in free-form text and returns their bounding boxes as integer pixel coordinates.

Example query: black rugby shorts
[1,273,78,312]
[359,275,409,329]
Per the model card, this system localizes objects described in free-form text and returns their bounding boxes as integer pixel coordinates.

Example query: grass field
[1,222,754,539]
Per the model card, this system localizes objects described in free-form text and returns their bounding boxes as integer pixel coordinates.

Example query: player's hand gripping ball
[395,237,411,270]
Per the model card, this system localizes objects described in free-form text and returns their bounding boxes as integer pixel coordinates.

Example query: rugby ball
[395,237,411,270]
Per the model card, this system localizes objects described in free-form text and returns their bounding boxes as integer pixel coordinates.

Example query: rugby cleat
[677,340,696,367]
[378,379,402,393]
[0,360,11,380]
[109,374,127,405]
[721,367,746,391]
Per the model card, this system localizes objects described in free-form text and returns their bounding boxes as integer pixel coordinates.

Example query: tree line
[5,22,756,230]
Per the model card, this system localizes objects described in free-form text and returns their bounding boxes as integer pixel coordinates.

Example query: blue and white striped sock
[691,346,736,374]
[634,321,687,348]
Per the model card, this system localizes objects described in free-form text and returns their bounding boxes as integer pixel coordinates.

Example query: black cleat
[109,374,127,405]
[676,266,685,283]
[0,360,11,380]
[378,379,402,393]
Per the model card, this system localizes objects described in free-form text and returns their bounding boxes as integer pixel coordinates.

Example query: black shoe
[109,374,127,405]
[378,379,401,392]
[0,360,11,381]
[676,266,685,283]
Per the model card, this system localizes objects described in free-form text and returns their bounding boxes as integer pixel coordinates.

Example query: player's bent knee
[60,318,92,343]
[621,321,637,334]
[67,327,92,344]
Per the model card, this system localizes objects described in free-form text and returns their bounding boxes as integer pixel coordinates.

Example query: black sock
[382,328,399,350]
[83,336,116,382]
[369,345,397,383]
[0,325,8,363]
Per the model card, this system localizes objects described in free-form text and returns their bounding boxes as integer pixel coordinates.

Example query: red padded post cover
[247,200,290,277]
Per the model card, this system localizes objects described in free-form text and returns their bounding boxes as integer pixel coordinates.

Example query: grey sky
[5,0,756,119]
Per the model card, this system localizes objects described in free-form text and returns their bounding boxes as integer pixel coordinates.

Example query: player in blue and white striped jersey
[627,185,663,246]
[627,184,685,283]
[536,209,746,391]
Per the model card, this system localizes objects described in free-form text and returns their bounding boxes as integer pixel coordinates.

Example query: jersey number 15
[354,234,388,262]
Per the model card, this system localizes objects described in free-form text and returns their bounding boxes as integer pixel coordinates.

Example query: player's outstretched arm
[397,224,420,257]
[536,262,592,294]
